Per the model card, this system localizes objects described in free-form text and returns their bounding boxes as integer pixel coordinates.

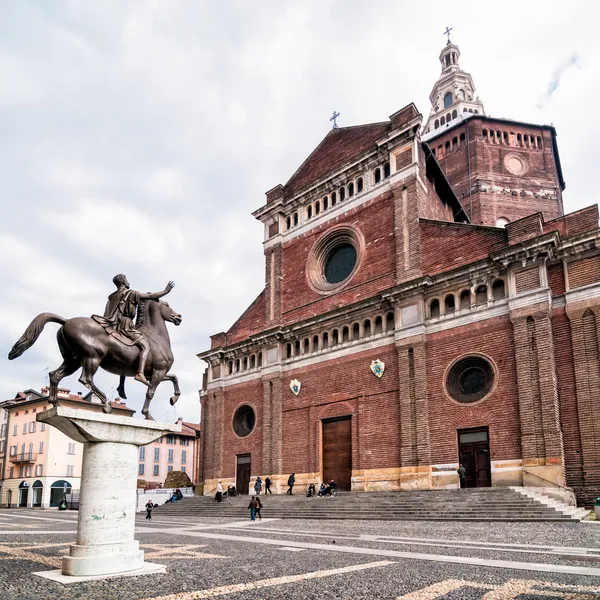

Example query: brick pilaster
[261,378,273,475]
[270,376,284,475]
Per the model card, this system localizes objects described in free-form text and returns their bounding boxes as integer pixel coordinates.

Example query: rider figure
[93,275,174,387]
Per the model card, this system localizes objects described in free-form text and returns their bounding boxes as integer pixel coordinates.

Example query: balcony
[10,452,37,464]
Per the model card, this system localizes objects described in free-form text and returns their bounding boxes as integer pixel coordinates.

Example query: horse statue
[8,298,182,420]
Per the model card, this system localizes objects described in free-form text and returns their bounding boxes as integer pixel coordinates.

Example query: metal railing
[9,452,37,464]
[522,469,570,492]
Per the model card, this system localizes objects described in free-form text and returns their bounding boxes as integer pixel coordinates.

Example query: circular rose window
[306,226,364,294]
[233,405,256,437]
[504,154,528,176]
[446,355,495,404]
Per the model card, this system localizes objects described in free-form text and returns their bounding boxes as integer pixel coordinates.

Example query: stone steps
[150,487,583,522]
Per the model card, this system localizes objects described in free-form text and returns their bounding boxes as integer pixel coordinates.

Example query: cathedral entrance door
[458,427,491,488]
[236,454,251,495]
[322,417,352,490]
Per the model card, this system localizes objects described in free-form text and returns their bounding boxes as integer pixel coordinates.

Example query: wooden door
[458,428,491,488]
[236,454,251,495]
[322,417,352,490]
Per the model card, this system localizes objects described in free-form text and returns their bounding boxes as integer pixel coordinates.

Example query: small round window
[233,405,256,437]
[324,243,357,284]
[447,356,495,404]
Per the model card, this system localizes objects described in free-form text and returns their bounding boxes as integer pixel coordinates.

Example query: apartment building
[138,419,201,486]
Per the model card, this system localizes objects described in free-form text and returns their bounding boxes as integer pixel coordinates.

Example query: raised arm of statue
[139,281,175,301]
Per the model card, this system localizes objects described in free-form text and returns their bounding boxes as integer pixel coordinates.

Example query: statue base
[35,407,180,579]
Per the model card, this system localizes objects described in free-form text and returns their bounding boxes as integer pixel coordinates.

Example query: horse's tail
[8,313,67,360]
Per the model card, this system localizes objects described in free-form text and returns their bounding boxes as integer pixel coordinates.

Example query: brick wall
[515,267,540,293]
[568,256,600,290]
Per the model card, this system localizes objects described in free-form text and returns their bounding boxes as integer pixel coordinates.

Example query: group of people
[306,479,337,497]
[252,476,274,495]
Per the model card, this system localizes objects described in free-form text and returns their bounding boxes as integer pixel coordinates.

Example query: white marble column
[35,407,180,581]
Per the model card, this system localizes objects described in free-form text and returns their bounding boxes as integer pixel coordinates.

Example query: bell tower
[423,36,485,136]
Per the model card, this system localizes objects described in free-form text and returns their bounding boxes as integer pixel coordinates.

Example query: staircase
[149,487,587,522]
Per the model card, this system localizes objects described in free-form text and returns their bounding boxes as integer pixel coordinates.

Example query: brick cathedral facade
[198,40,600,505]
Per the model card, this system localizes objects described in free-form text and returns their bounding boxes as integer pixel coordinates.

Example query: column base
[62,540,144,576]
[33,562,166,584]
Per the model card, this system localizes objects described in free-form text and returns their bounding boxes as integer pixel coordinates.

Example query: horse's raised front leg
[79,357,111,413]
[141,369,166,421]
[117,375,127,400]
[163,373,181,406]
[49,360,80,405]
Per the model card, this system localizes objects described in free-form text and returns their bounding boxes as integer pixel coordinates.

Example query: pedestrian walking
[216,481,223,503]
[145,500,153,520]
[248,496,258,521]
[254,476,262,496]
[265,476,272,494]
[287,473,295,495]
[457,464,467,488]
[255,496,262,520]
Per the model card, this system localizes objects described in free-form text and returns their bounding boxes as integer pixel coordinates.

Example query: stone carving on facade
[370,359,385,378]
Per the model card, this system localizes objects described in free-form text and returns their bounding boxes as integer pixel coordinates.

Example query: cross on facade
[330,111,340,129]
[444,27,453,44]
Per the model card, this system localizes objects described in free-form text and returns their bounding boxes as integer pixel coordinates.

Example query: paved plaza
[1,510,600,599]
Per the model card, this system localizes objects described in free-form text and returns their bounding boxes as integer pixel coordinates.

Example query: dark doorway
[18,482,29,508]
[322,417,352,490]
[236,454,251,495]
[458,427,491,488]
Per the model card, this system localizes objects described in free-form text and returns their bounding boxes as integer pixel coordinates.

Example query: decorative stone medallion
[290,379,301,395]
[503,153,528,176]
[370,359,385,378]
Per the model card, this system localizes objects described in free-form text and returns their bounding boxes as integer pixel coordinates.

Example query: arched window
[452,109,457,119]
[383,162,390,178]
[342,326,350,343]
[294,340,301,356]
[496,130,502,144]
[429,299,440,318]
[492,279,506,300]
[374,316,383,334]
[227,361,233,375]
[435,119,439,129]
[250,355,256,369]
[444,91,453,108]
[517,133,522,146]
[446,113,451,123]
[332,329,339,345]
[242,357,248,370]
[363,319,371,337]
[458,89,465,100]
[286,216,291,230]
[315,201,320,215]
[460,289,471,310]
[312,335,319,351]
[386,311,395,331]
[440,116,446,125]
[303,338,310,354]
[460,132,465,143]
[323,196,328,210]
[482,129,488,142]
[348,182,354,197]
[374,168,381,184]
[445,294,455,313]
[257,352,263,367]
[331,191,337,206]
[235,359,240,372]
[286,344,292,359]
[352,323,360,340]
[322,331,329,348]
[536,136,542,149]
[475,285,488,305]
[293,212,298,226]
[357,177,363,193]
[307,205,312,219]
[452,137,458,149]
[463,108,468,112]
[339,187,346,201]
[445,141,451,150]
[474,109,478,114]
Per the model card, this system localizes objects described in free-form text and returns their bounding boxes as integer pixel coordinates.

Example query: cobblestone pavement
[1,510,600,599]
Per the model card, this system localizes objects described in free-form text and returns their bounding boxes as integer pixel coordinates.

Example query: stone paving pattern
[1,511,600,599]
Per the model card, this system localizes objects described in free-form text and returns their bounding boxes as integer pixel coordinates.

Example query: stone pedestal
[36,407,180,580]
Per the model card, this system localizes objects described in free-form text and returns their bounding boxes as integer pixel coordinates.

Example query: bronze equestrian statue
[8,275,182,420]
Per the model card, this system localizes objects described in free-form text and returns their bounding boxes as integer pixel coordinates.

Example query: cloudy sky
[1,1,597,423]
